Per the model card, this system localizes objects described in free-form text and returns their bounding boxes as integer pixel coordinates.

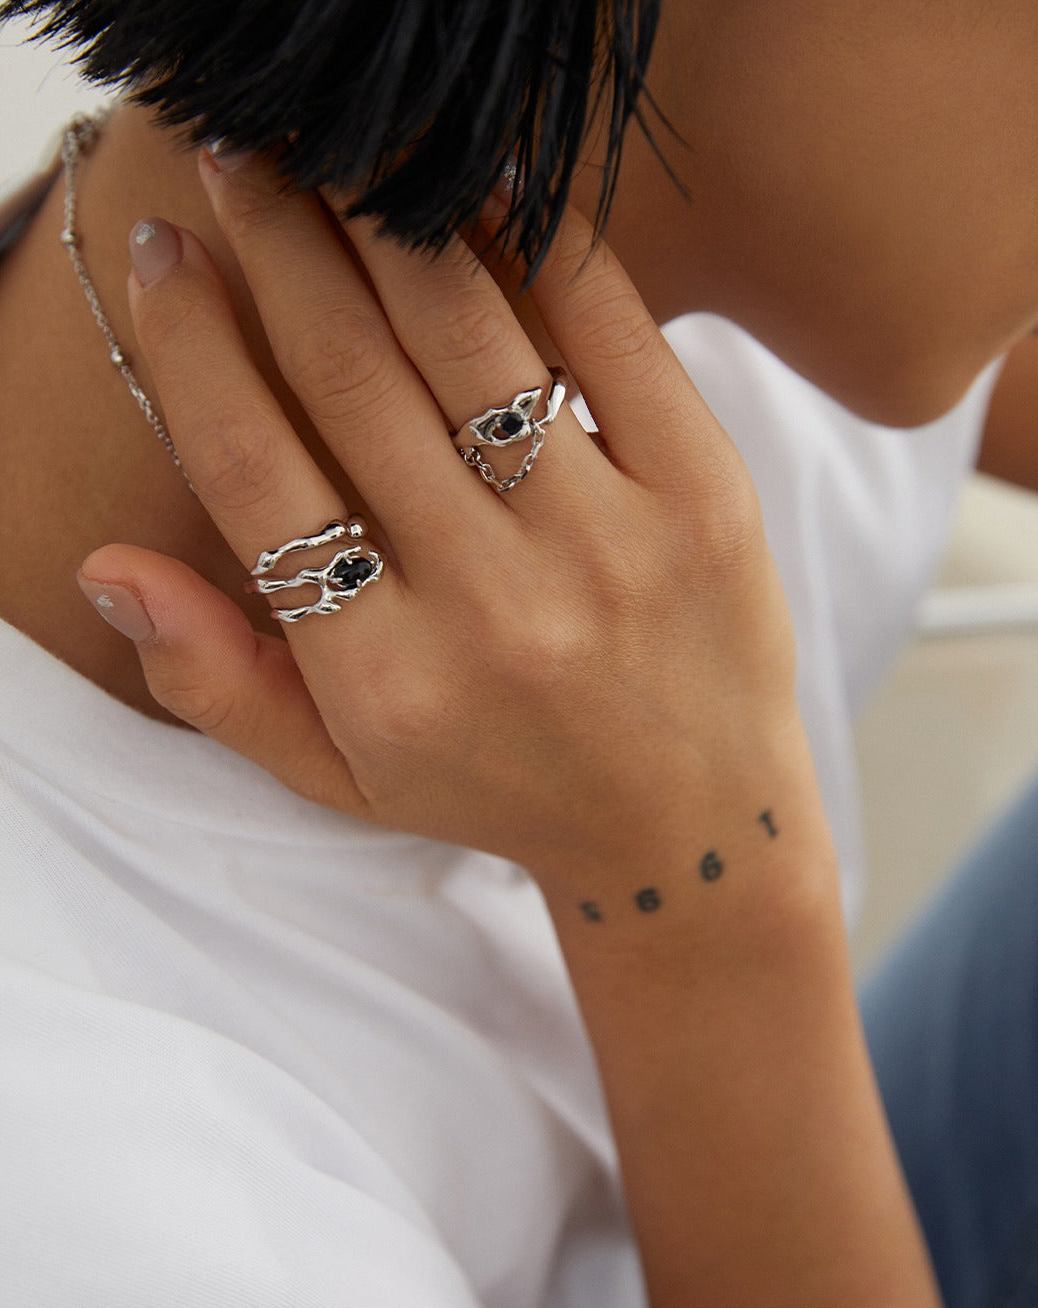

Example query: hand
[83,148,811,895]
[81,156,944,1308]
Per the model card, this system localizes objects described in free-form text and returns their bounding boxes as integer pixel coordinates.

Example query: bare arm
[545,766,938,1308]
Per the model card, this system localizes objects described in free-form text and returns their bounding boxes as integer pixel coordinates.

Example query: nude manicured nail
[203,140,253,173]
[77,576,156,641]
[129,217,182,287]
[481,157,522,225]
[500,156,520,196]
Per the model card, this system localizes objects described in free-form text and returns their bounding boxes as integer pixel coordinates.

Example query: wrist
[531,716,840,950]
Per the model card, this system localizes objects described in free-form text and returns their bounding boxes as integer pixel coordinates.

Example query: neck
[0,106,280,719]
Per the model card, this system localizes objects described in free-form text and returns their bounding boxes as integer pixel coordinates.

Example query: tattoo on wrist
[578,807,780,922]
[699,850,723,881]
[635,886,661,912]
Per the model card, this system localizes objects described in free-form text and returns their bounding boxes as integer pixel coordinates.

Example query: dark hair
[2,0,663,275]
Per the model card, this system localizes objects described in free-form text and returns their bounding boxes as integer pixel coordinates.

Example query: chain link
[455,368,566,493]
[60,112,192,487]
[460,424,545,493]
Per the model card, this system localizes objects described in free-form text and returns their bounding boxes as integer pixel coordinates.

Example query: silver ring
[250,517,382,622]
[452,367,568,493]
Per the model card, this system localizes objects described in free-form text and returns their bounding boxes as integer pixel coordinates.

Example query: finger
[127,218,350,576]
[520,204,732,489]
[341,213,607,507]
[197,150,500,543]
[78,544,372,815]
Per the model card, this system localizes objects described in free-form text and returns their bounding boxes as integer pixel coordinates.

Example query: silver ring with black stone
[249,517,383,623]
[452,368,568,493]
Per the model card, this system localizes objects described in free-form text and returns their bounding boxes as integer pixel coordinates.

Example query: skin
[0,1,1033,1299]
[603,0,1038,426]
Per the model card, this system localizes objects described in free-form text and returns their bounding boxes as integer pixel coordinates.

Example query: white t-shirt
[0,619,640,1307]
[0,161,1002,1305]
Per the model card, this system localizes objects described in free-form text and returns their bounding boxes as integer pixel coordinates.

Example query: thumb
[78,544,370,817]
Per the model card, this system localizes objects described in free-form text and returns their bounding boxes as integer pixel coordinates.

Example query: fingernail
[77,575,156,641]
[481,156,522,224]
[129,217,182,288]
[500,157,520,196]
[202,140,253,174]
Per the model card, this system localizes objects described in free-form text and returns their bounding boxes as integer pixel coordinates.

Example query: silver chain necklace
[59,111,190,482]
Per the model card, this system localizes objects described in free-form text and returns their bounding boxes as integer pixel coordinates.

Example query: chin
[800,344,1002,431]
[837,383,973,430]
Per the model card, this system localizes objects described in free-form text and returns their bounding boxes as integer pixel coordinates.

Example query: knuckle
[215,178,286,247]
[573,283,663,373]
[365,671,450,757]
[425,293,513,372]
[191,405,288,516]
[147,665,237,736]
[544,227,613,290]
[515,622,588,685]
[286,305,397,426]
[686,461,765,577]
[134,274,208,355]
[478,592,590,692]
[594,551,661,615]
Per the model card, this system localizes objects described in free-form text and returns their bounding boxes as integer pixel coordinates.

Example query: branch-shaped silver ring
[250,517,382,622]
[452,367,568,493]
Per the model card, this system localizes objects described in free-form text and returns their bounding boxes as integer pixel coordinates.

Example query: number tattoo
[580,810,778,920]
[699,850,724,882]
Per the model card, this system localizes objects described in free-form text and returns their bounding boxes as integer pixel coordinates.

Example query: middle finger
[198,148,503,556]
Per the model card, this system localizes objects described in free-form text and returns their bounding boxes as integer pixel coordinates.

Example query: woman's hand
[79,151,941,1307]
[83,146,810,901]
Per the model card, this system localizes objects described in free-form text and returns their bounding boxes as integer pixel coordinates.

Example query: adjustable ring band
[452,367,568,493]
[250,517,382,622]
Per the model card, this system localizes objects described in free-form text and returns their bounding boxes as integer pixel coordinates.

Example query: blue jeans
[862,771,1038,1308]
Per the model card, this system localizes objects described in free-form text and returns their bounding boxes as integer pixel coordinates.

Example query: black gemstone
[330,556,375,591]
[498,411,525,439]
